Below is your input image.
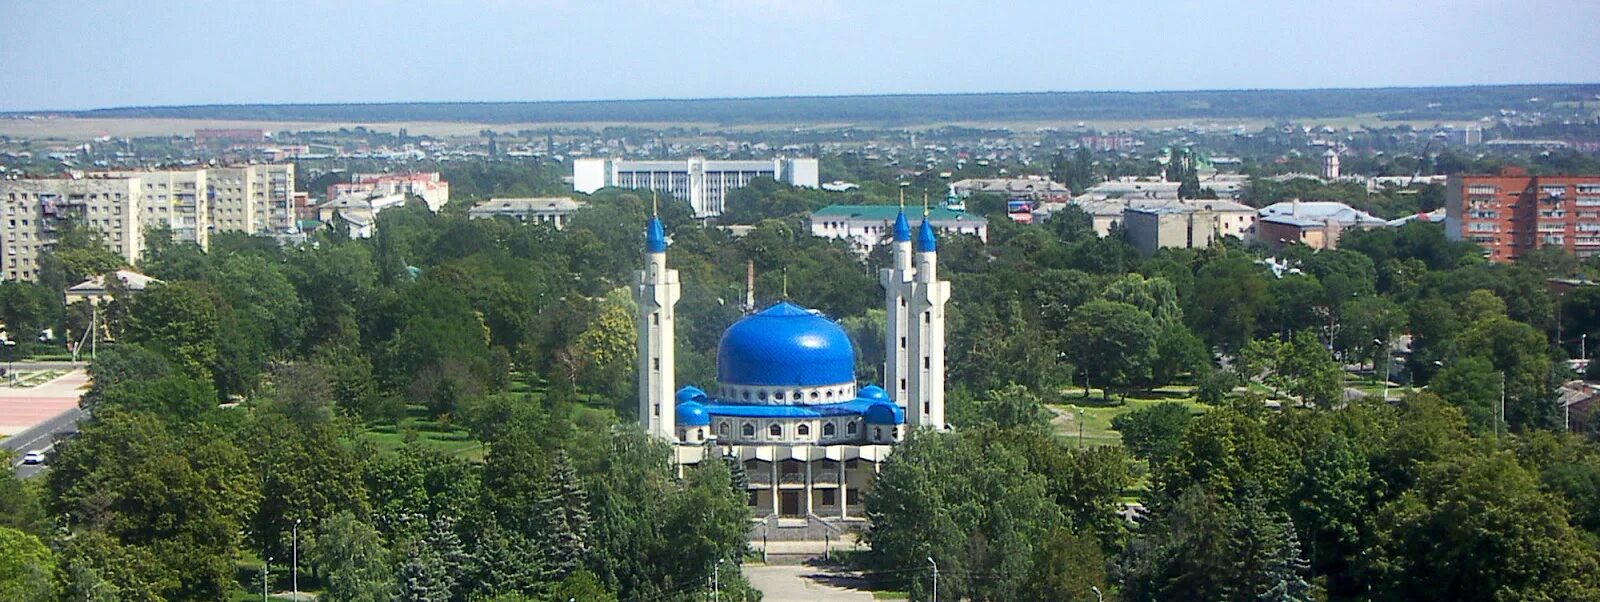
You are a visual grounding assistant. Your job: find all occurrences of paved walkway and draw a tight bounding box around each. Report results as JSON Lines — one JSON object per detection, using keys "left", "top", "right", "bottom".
{"left": 0, "top": 370, "right": 88, "bottom": 435}
{"left": 746, "top": 565, "right": 878, "bottom": 602}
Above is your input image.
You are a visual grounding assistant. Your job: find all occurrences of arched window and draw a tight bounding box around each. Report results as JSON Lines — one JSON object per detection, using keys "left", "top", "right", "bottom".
{"left": 742, "top": 423, "right": 756, "bottom": 438}
{"left": 810, "top": 391, "right": 820, "bottom": 400}
{"left": 797, "top": 424, "right": 811, "bottom": 437}
{"left": 773, "top": 392, "right": 784, "bottom": 401}
{"left": 847, "top": 421, "right": 858, "bottom": 435}
{"left": 873, "top": 427, "right": 882, "bottom": 440}
{"left": 823, "top": 422, "right": 836, "bottom": 438}
{"left": 769, "top": 424, "right": 783, "bottom": 438}
{"left": 741, "top": 390, "right": 751, "bottom": 401}
{"left": 758, "top": 390, "right": 768, "bottom": 401}
{"left": 791, "top": 390, "right": 802, "bottom": 401}
{"left": 719, "top": 422, "right": 729, "bottom": 437}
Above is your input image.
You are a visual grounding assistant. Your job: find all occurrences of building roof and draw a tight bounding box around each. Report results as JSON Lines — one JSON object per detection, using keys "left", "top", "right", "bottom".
{"left": 951, "top": 177, "right": 1070, "bottom": 195}
{"left": 892, "top": 211, "right": 912, "bottom": 242}
{"left": 646, "top": 216, "right": 667, "bottom": 253}
{"left": 470, "top": 197, "right": 582, "bottom": 214}
{"left": 66, "top": 270, "right": 159, "bottom": 295}
{"left": 718, "top": 301, "right": 855, "bottom": 387}
{"left": 812, "top": 204, "right": 986, "bottom": 225}
{"left": 916, "top": 219, "right": 938, "bottom": 252}
{"left": 1258, "top": 201, "right": 1387, "bottom": 228}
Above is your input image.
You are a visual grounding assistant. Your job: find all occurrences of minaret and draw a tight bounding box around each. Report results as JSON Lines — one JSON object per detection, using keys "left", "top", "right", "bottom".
{"left": 879, "top": 191, "right": 916, "bottom": 408}
{"left": 907, "top": 202, "right": 950, "bottom": 430}
{"left": 635, "top": 210, "right": 681, "bottom": 439}
{"left": 1322, "top": 148, "right": 1340, "bottom": 180}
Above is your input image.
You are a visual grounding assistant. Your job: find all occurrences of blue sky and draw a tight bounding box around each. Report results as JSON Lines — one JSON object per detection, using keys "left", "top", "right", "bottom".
{"left": 1, "top": 0, "right": 1596, "bottom": 111}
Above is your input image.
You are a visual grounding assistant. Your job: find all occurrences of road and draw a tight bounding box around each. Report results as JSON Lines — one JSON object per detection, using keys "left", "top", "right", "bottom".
{"left": 3, "top": 407, "right": 82, "bottom": 478}
{"left": 0, "top": 369, "right": 90, "bottom": 479}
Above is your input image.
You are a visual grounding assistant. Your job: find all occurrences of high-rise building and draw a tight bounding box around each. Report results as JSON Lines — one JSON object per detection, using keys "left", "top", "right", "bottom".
{"left": 573, "top": 156, "right": 819, "bottom": 217}
{"left": 1, "top": 177, "right": 144, "bottom": 282}
{"left": 208, "top": 164, "right": 296, "bottom": 234}
{"left": 90, "top": 169, "right": 211, "bottom": 248}
{"left": 1447, "top": 167, "right": 1600, "bottom": 262}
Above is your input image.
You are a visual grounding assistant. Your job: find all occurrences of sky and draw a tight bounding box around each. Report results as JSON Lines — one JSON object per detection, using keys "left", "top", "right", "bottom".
{"left": 1, "top": 0, "right": 1597, "bottom": 112}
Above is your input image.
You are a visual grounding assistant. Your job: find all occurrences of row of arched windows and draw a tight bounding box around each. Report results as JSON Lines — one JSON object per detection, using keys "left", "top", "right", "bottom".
{"left": 718, "top": 420, "right": 859, "bottom": 440}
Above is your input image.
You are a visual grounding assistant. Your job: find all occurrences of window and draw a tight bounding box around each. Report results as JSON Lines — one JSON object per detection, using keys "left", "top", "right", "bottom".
{"left": 769, "top": 424, "right": 782, "bottom": 438}
{"left": 652, "top": 358, "right": 660, "bottom": 370}
{"left": 924, "top": 401, "right": 930, "bottom": 414}
{"left": 811, "top": 391, "right": 819, "bottom": 400}
{"left": 821, "top": 490, "right": 836, "bottom": 506}
{"left": 720, "top": 422, "right": 729, "bottom": 437}
{"left": 653, "top": 404, "right": 659, "bottom": 417}
{"left": 924, "top": 312, "right": 931, "bottom": 324}
{"left": 773, "top": 392, "right": 784, "bottom": 401}
{"left": 900, "top": 336, "right": 906, "bottom": 349}
{"left": 823, "top": 422, "right": 836, "bottom": 437}
{"left": 651, "top": 314, "right": 658, "bottom": 325}
{"left": 847, "top": 421, "right": 858, "bottom": 435}
{"left": 924, "top": 357, "right": 931, "bottom": 369}
{"left": 797, "top": 424, "right": 811, "bottom": 437}
{"left": 758, "top": 390, "right": 768, "bottom": 401}
{"left": 742, "top": 423, "right": 756, "bottom": 438}
{"left": 873, "top": 427, "right": 882, "bottom": 440}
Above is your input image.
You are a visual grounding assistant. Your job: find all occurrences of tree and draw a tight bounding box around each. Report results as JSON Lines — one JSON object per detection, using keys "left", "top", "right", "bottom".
{"left": 1150, "top": 323, "right": 1209, "bottom": 387}
{"left": 396, "top": 517, "right": 471, "bottom": 602}
{"left": 309, "top": 512, "right": 394, "bottom": 602}
{"left": 1111, "top": 401, "right": 1196, "bottom": 465}
{"left": 1019, "top": 528, "right": 1109, "bottom": 602}
{"left": 1428, "top": 357, "right": 1501, "bottom": 434}
{"left": 0, "top": 526, "right": 53, "bottom": 601}
{"left": 121, "top": 282, "right": 222, "bottom": 385}
{"left": 1063, "top": 300, "right": 1159, "bottom": 399}
{"left": 1370, "top": 451, "right": 1600, "bottom": 601}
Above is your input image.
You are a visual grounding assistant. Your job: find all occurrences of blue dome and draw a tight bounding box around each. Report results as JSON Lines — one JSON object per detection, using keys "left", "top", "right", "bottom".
{"left": 865, "top": 401, "right": 905, "bottom": 425}
{"left": 916, "top": 219, "right": 938, "bottom": 252}
{"left": 676, "top": 400, "right": 711, "bottom": 427}
{"left": 717, "top": 301, "right": 856, "bottom": 387}
{"left": 857, "top": 385, "right": 890, "bottom": 403}
{"left": 676, "top": 385, "right": 708, "bottom": 405}
{"left": 892, "top": 211, "right": 912, "bottom": 242}
{"left": 645, "top": 217, "right": 667, "bottom": 253}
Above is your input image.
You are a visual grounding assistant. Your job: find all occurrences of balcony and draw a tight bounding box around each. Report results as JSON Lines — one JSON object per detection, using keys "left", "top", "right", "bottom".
{"left": 747, "top": 471, "right": 773, "bottom": 487}
{"left": 779, "top": 472, "right": 806, "bottom": 487}
{"left": 813, "top": 471, "right": 841, "bottom": 486}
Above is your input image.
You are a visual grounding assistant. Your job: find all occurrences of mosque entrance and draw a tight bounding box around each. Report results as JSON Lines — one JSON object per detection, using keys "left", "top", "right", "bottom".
{"left": 780, "top": 491, "right": 802, "bottom": 517}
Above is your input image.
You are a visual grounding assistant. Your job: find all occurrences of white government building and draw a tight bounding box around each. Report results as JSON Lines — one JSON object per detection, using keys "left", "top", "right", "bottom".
{"left": 635, "top": 207, "right": 947, "bottom": 527}
{"left": 573, "top": 157, "right": 819, "bottom": 217}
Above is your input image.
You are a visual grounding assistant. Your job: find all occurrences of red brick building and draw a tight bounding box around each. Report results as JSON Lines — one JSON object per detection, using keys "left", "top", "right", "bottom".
{"left": 1446, "top": 167, "right": 1600, "bottom": 262}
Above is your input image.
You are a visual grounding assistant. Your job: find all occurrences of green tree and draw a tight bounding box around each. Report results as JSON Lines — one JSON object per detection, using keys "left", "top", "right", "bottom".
{"left": 1063, "top": 300, "right": 1158, "bottom": 399}
{"left": 121, "top": 282, "right": 221, "bottom": 384}
{"left": 1111, "top": 401, "right": 1196, "bottom": 465}
{"left": 1019, "top": 527, "right": 1109, "bottom": 602}
{"left": 309, "top": 512, "right": 394, "bottom": 602}
{"left": 0, "top": 526, "right": 53, "bottom": 601}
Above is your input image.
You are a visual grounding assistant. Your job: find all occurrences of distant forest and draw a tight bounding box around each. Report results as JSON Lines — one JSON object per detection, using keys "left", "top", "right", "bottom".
{"left": 19, "top": 84, "right": 1600, "bottom": 125}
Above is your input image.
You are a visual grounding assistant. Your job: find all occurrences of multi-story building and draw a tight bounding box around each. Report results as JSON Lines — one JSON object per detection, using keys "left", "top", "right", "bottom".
{"left": 328, "top": 172, "right": 450, "bottom": 213}
{"left": 572, "top": 157, "right": 819, "bottom": 217}
{"left": 949, "top": 176, "right": 1071, "bottom": 201}
{"left": 1, "top": 177, "right": 144, "bottom": 282}
{"left": 1447, "top": 167, "right": 1600, "bottom": 261}
{"left": 1124, "top": 203, "right": 1248, "bottom": 256}
{"left": 1254, "top": 200, "right": 1388, "bottom": 251}
{"left": 90, "top": 169, "right": 211, "bottom": 248}
{"left": 209, "top": 164, "right": 296, "bottom": 234}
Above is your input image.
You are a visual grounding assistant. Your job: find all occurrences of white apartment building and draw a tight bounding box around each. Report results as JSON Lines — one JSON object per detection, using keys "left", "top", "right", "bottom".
{"left": 91, "top": 169, "right": 211, "bottom": 248}
{"left": 1, "top": 177, "right": 144, "bottom": 282}
{"left": 468, "top": 197, "right": 585, "bottom": 229}
{"left": 573, "top": 157, "right": 819, "bottom": 217}
{"left": 330, "top": 172, "right": 450, "bottom": 213}
{"left": 208, "top": 164, "right": 296, "bottom": 234}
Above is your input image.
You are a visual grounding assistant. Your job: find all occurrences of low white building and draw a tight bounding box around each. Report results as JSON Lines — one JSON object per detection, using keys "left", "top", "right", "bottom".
{"left": 809, "top": 205, "right": 988, "bottom": 253}
{"left": 468, "top": 197, "right": 585, "bottom": 229}
{"left": 573, "top": 156, "right": 819, "bottom": 217}
{"left": 318, "top": 192, "right": 405, "bottom": 239}
{"left": 64, "top": 270, "right": 160, "bottom": 305}
{"left": 950, "top": 176, "right": 1070, "bottom": 200}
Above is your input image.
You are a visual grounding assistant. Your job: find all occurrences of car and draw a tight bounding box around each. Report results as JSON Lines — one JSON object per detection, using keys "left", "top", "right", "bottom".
{"left": 20, "top": 451, "right": 45, "bottom": 465}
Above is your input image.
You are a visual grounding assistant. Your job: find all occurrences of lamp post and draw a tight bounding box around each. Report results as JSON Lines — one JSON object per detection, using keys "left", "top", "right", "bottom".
{"left": 1091, "top": 586, "right": 1104, "bottom": 602}
{"left": 1076, "top": 407, "right": 1084, "bottom": 447}
{"left": 1498, "top": 370, "right": 1506, "bottom": 439}
{"left": 262, "top": 556, "right": 272, "bottom": 602}
{"left": 292, "top": 519, "right": 301, "bottom": 600}
{"left": 1374, "top": 337, "right": 1389, "bottom": 402}
{"left": 713, "top": 558, "right": 723, "bottom": 602}
{"left": 927, "top": 557, "right": 938, "bottom": 602}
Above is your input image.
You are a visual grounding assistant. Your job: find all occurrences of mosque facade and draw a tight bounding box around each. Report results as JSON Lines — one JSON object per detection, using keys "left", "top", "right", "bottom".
{"left": 634, "top": 208, "right": 948, "bottom": 521}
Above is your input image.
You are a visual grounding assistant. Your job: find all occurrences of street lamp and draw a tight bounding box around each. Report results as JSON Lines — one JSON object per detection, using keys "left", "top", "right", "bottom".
{"left": 1091, "top": 586, "right": 1104, "bottom": 602}
{"left": 713, "top": 557, "right": 724, "bottom": 602}
{"left": 292, "top": 519, "right": 301, "bottom": 601}
{"left": 927, "top": 557, "right": 939, "bottom": 602}
{"left": 262, "top": 556, "right": 272, "bottom": 602}
{"left": 1374, "top": 337, "right": 1389, "bottom": 402}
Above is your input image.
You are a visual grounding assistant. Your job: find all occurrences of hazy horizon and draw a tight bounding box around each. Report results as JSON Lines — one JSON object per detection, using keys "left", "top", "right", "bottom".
{"left": 3, "top": 0, "right": 1598, "bottom": 112}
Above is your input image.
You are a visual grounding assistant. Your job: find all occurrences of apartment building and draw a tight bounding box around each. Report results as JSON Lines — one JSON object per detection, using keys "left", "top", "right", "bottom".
{"left": 573, "top": 157, "right": 819, "bottom": 217}
{"left": 209, "top": 164, "right": 296, "bottom": 234}
{"left": 1446, "top": 167, "right": 1600, "bottom": 261}
{"left": 1, "top": 177, "right": 144, "bottom": 281}
{"left": 92, "top": 169, "right": 211, "bottom": 248}
{"left": 329, "top": 172, "right": 450, "bottom": 212}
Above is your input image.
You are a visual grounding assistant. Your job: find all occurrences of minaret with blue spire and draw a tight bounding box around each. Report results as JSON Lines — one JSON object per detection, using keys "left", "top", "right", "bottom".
{"left": 907, "top": 196, "right": 950, "bottom": 430}
{"left": 879, "top": 191, "right": 917, "bottom": 408}
{"left": 635, "top": 203, "right": 681, "bottom": 440}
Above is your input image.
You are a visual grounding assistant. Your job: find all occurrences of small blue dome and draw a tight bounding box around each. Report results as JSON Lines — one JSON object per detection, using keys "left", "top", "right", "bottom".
{"left": 676, "top": 386, "right": 708, "bottom": 405}
{"left": 676, "top": 401, "right": 711, "bottom": 427}
{"left": 865, "top": 401, "right": 905, "bottom": 425}
{"left": 646, "top": 217, "right": 667, "bottom": 253}
{"left": 858, "top": 385, "right": 890, "bottom": 403}
{"left": 892, "top": 211, "right": 912, "bottom": 242}
{"left": 717, "top": 301, "right": 856, "bottom": 387}
{"left": 916, "top": 219, "right": 938, "bottom": 252}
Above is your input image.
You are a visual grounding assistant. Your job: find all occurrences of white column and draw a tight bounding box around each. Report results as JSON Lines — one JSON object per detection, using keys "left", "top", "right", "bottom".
{"left": 634, "top": 240, "right": 680, "bottom": 440}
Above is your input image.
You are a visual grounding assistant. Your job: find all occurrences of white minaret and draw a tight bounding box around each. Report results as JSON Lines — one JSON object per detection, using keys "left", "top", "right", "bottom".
{"left": 879, "top": 202, "right": 916, "bottom": 408}
{"left": 635, "top": 214, "right": 680, "bottom": 439}
{"left": 1322, "top": 148, "right": 1341, "bottom": 180}
{"left": 907, "top": 212, "right": 950, "bottom": 430}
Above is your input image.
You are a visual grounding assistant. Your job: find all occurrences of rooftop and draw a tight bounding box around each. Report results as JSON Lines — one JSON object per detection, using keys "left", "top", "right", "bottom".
{"left": 812, "top": 204, "right": 986, "bottom": 224}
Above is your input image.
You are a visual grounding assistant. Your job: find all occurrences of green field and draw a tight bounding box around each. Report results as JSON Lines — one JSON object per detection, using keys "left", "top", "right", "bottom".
{"left": 1049, "top": 385, "right": 1207, "bottom": 449}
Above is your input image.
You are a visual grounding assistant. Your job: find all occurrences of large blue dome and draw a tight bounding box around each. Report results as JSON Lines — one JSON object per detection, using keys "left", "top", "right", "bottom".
{"left": 717, "top": 301, "right": 856, "bottom": 387}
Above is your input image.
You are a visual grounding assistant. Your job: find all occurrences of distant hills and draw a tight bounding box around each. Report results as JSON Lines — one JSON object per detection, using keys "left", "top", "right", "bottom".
{"left": 14, "top": 84, "right": 1600, "bottom": 125}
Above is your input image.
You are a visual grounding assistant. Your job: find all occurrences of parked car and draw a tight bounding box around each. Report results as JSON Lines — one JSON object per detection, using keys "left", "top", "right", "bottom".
{"left": 20, "top": 450, "right": 45, "bottom": 465}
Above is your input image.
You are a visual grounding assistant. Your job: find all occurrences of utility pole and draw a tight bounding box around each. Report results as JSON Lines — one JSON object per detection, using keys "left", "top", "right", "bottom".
{"left": 1499, "top": 371, "right": 1506, "bottom": 439}
{"left": 927, "top": 557, "right": 938, "bottom": 602}
{"left": 714, "top": 558, "right": 723, "bottom": 602}
{"left": 262, "top": 556, "right": 271, "bottom": 602}
{"left": 1375, "top": 337, "right": 1389, "bottom": 402}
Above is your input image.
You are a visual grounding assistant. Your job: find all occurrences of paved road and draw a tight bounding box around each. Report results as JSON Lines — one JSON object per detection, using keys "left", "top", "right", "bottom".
{"left": 746, "top": 565, "right": 878, "bottom": 602}
{"left": 4, "top": 407, "right": 81, "bottom": 478}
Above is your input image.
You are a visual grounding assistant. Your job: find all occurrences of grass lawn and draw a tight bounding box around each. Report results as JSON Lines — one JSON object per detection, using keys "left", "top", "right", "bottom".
{"left": 361, "top": 404, "right": 486, "bottom": 459}
{"left": 1049, "top": 385, "right": 1206, "bottom": 449}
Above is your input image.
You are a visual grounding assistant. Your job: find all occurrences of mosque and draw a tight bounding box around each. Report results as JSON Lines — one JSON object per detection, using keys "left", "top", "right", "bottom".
{"left": 634, "top": 206, "right": 949, "bottom": 522}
